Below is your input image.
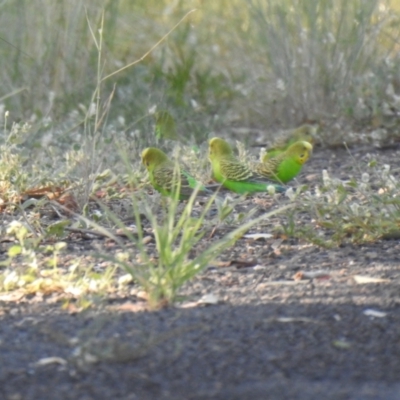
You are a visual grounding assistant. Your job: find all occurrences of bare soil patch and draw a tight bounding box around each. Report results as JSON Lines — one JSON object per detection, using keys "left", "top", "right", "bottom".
{"left": 1, "top": 146, "right": 400, "bottom": 400}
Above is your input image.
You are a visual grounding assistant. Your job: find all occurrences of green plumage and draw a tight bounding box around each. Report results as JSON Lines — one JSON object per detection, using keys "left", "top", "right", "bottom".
{"left": 208, "top": 137, "right": 285, "bottom": 194}
{"left": 142, "top": 147, "right": 210, "bottom": 200}
{"left": 253, "top": 141, "right": 313, "bottom": 183}
{"left": 154, "top": 111, "right": 179, "bottom": 141}
{"left": 153, "top": 110, "right": 200, "bottom": 153}
{"left": 265, "top": 123, "right": 318, "bottom": 159}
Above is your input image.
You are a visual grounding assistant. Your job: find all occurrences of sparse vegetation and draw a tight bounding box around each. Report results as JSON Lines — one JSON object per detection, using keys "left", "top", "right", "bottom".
{"left": 95, "top": 186, "right": 291, "bottom": 308}
{"left": 0, "top": 0, "right": 399, "bottom": 310}
{"left": 274, "top": 152, "right": 400, "bottom": 247}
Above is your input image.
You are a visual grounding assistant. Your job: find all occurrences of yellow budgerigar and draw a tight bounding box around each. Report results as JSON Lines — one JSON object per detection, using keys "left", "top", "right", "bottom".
{"left": 265, "top": 123, "right": 318, "bottom": 158}
{"left": 142, "top": 147, "right": 211, "bottom": 200}
{"left": 154, "top": 110, "right": 179, "bottom": 141}
{"left": 208, "top": 137, "right": 285, "bottom": 194}
{"left": 253, "top": 141, "right": 313, "bottom": 183}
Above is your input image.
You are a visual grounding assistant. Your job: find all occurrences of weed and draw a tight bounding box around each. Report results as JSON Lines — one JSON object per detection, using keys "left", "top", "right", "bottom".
{"left": 93, "top": 153, "right": 292, "bottom": 308}
{"left": 281, "top": 157, "right": 400, "bottom": 246}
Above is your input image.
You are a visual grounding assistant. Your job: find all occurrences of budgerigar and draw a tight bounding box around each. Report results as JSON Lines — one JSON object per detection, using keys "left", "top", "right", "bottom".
{"left": 154, "top": 110, "right": 201, "bottom": 153}
{"left": 253, "top": 141, "right": 313, "bottom": 183}
{"left": 154, "top": 110, "right": 179, "bottom": 141}
{"left": 208, "top": 137, "right": 285, "bottom": 194}
{"left": 141, "top": 147, "right": 211, "bottom": 200}
{"left": 265, "top": 123, "right": 318, "bottom": 158}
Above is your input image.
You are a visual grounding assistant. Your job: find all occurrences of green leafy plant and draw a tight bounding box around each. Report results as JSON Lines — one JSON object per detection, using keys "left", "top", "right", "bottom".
{"left": 95, "top": 164, "right": 292, "bottom": 308}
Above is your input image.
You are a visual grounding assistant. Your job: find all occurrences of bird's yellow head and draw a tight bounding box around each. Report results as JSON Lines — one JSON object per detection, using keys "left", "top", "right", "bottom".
{"left": 296, "top": 123, "right": 319, "bottom": 144}
{"left": 287, "top": 141, "right": 313, "bottom": 165}
{"left": 208, "top": 137, "right": 233, "bottom": 161}
{"left": 141, "top": 147, "right": 169, "bottom": 172}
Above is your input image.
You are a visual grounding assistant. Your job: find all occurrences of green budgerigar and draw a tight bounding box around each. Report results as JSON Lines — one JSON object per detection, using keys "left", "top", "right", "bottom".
{"left": 208, "top": 137, "right": 285, "bottom": 194}
{"left": 141, "top": 147, "right": 211, "bottom": 200}
{"left": 153, "top": 110, "right": 200, "bottom": 152}
{"left": 154, "top": 110, "right": 179, "bottom": 141}
{"left": 253, "top": 141, "right": 313, "bottom": 183}
{"left": 265, "top": 123, "right": 318, "bottom": 158}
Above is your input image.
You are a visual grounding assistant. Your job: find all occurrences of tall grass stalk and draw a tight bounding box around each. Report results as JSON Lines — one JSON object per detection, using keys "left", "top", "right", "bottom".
{"left": 242, "top": 0, "right": 399, "bottom": 125}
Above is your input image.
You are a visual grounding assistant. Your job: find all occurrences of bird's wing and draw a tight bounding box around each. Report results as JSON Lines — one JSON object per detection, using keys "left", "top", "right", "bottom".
{"left": 219, "top": 158, "right": 253, "bottom": 181}
{"left": 249, "top": 159, "right": 285, "bottom": 185}
{"left": 253, "top": 162, "right": 273, "bottom": 178}
{"left": 153, "top": 163, "right": 177, "bottom": 190}
{"left": 263, "top": 153, "right": 283, "bottom": 171}
{"left": 154, "top": 163, "right": 203, "bottom": 197}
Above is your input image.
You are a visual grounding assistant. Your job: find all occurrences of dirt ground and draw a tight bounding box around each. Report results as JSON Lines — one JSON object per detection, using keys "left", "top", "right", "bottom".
{"left": 1, "top": 145, "right": 400, "bottom": 400}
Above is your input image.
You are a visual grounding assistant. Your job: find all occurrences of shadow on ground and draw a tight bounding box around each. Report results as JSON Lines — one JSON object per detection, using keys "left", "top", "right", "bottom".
{"left": 1, "top": 291, "right": 399, "bottom": 399}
